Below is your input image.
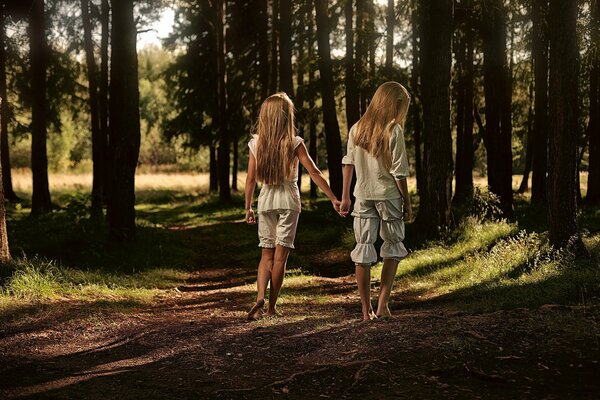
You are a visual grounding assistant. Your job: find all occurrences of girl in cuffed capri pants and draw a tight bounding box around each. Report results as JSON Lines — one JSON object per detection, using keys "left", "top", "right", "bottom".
{"left": 244, "top": 92, "right": 340, "bottom": 320}
{"left": 340, "top": 81, "right": 413, "bottom": 321}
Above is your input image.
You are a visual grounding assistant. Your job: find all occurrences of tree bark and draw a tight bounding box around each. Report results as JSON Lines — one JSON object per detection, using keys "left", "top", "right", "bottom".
{"left": 356, "top": 0, "right": 367, "bottom": 114}
{"left": 279, "top": 0, "right": 293, "bottom": 96}
{"left": 270, "top": 0, "right": 279, "bottom": 94}
{"left": 217, "top": 0, "right": 230, "bottom": 202}
{"left": 81, "top": 0, "right": 103, "bottom": 218}
{"left": 453, "top": 0, "right": 474, "bottom": 203}
{"left": 0, "top": 86, "right": 9, "bottom": 261}
{"left": 0, "top": 8, "right": 16, "bottom": 202}
{"left": 411, "top": 3, "right": 423, "bottom": 196}
{"left": 548, "top": 0, "right": 581, "bottom": 249}
{"left": 517, "top": 86, "right": 534, "bottom": 193}
{"left": 308, "top": 2, "right": 318, "bottom": 199}
{"left": 209, "top": 145, "right": 218, "bottom": 192}
{"left": 232, "top": 135, "right": 238, "bottom": 191}
{"left": 107, "top": 0, "right": 140, "bottom": 241}
{"left": 345, "top": 0, "right": 360, "bottom": 129}
{"left": 587, "top": 0, "right": 600, "bottom": 203}
{"left": 314, "top": 0, "right": 343, "bottom": 198}
{"left": 99, "top": 0, "right": 110, "bottom": 203}
{"left": 481, "top": 0, "right": 513, "bottom": 216}
{"left": 418, "top": 0, "right": 453, "bottom": 235}
{"left": 531, "top": 0, "right": 549, "bottom": 205}
{"left": 385, "top": 0, "right": 394, "bottom": 77}
{"left": 29, "top": 0, "right": 51, "bottom": 215}
{"left": 258, "top": 0, "right": 270, "bottom": 100}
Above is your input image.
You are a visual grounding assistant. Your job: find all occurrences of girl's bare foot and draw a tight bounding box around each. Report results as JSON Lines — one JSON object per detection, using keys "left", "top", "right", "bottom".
{"left": 265, "top": 307, "right": 280, "bottom": 318}
{"left": 247, "top": 299, "right": 265, "bottom": 321}
{"left": 376, "top": 306, "right": 392, "bottom": 319}
{"left": 362, "top": 309, "right": 378, "bottom": 321}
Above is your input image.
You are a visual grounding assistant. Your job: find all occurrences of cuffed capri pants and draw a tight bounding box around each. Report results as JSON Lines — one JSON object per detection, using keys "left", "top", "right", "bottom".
{"left": 258, "top": 209, "right": 300, "bottom": 249}
{"left": 351, "top": 198, "right": 408, "bottom": 266}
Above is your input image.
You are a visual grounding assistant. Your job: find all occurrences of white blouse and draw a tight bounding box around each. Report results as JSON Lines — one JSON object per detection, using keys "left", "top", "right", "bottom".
{"left": 342, "top": 123, "right": 409, "bottom": 200}
{"left": 248, "top": 135, "right": 304, "bottom": 213}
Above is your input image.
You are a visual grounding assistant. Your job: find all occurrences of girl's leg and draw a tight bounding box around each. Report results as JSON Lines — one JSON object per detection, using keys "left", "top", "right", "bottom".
{"left": 376, "top": 258, "right": 399, "bottom": 317}
{"left": 248, "top": 248, "right": 275, "bottom": 320}
{"left": 266, "top": 245, "right": 291, "bottom": 316}
{"left": 356, "top": 264, "right": 376, "bottom": 320}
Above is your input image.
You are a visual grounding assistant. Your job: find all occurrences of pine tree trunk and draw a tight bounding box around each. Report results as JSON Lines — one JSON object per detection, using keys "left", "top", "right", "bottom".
{"left": 587, "top": 0, "right": 600, "bottom": 203}
{"left": 453, "top": 0, "right": 474, "bottom": 203}
{"left": 356, "top": 0, "right": 367, "bottom": 114}
{"left": 297, "top": 6, "right": 306, "bottom": 193}
{"left": 385, "top": 0, "right": 394, "bottom": 77}
{"left": 548, "top": 0, "right": 581, "bottom": 249}
{"left": 518, "top": 89, "right": 534, "bottom": 193}
{"left": 531, "top": 0, "right": 549, "bottom": 205}
{"left": 29, "top": 0, "right": 51, "bottom": 215}
{"left": 107, "top": 0, "right": 140, "bottom": 241}
{"left": 81, "top": 0, "right": 103, "bottom": 218}
{"left": 231, "top": 135, "right": 238, "bottom": 191}
{"left": 99, "top": 0, "right": 110, "bottom": 203}
{"left": 0, "top": 9, "right": 16, "bottom": 202}
{"left": 270, "top": 0, "right": 279, "bottom": 94}
{"left": 345, "top": 0, "right": 360, "bottom": 129}
{"left": 308, "top": 2, "right": 318, "bottom": 199}
{"left": 411, "top": 3, "right": 423, "bottom": 197}
{"left": 217, "top": 0, "right": 231, "bottom": 202}
{"left": 258, "top": 0, "right": 270, "bottom": 100}
{"left": 314, "top": 0, "right": 343, "bottom": 198}
{"left": 0, "top": 91, "right": 9, "bottom": 261}
{"left": 279, "top": 0, "right": 293, "bottom": 96}
{"left": 209, "top": 145, "right": 218, "bottom": 192}
{"left": 481, "top": 0, "right": 513, "bottom": 216}
{"left": 418, "top": 0, "right": 453, "bottom": 235}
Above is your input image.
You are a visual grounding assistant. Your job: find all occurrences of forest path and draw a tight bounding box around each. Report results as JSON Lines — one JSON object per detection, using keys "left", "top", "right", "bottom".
{"left": 1, "top": 199, "right": 600, "bottom": 399}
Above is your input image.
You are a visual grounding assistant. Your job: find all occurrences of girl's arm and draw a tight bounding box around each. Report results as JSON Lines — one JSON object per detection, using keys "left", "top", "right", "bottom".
{"left": 245, "top": 153, "right": 257, "bottom": 224}
{"left": 395, "top": 178, "right": 412, "bottom": 221}
{"left": 340, "top": 164, "right": 354, "bottom": 217}
{"left": 296, "top": 143, "right": 340, "bottom": 210}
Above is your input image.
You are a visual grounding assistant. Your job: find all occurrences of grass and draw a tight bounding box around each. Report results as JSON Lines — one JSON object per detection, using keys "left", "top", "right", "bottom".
{"left": 2, "top": 172, "right": 600, "bottom": 322}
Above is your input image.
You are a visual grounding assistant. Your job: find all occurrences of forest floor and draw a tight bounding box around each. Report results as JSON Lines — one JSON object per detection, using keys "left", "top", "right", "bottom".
{"left": 1, "top": 176, "right": 600, "bottom": 399}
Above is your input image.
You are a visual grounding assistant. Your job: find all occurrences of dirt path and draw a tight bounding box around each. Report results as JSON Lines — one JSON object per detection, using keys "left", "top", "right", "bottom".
{"left": 1, "top": 261, "right": 599, "bottom": 399}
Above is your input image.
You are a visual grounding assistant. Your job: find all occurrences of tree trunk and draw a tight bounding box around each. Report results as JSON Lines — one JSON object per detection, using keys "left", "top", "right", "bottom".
{"left": 258, "top": 0, "right": 270, "bottom": 100}
{"left": 107, "top": 0, "right": 140, "bottom": 241}
{"left": 29, "top": 0, "right": 51, "bottom": 215}
{"left": 587, "top": 0, "right": 600, "bottom": 203}
{"left": 0, "top": 8, "right": 16, "bottom": 202}
{"left": 209, "top": 145, "right": 218, "bottom": 192}
{"left": 81, "top": 0, "right": 103, "bottom": 218}
{"left": 481, "top": 0, "right": 513, "bottom": 216}
{"left": 0, "top": 92, "right": 9, "bottom": 262}
{"left": 548, "top": 0, "right": 581, "bottom": 249}
{"left": 385, "top": 0, "right": 394, "bottom": 77}
{"left": 99, "top": 0, "right": 110, "bottom": 203}
{"left": 411, "top": 3, "right": 423, "bottom": 196}
{"left": 345, "top": 0, "right": 360, "bottom": 129}
{"left": 308, "top": 2, "right": 318, "bottom": 199}
{"left": 314, "top": 0, "right": 343, "bottom": 198}
{"left": 270, "top": 0, "right": 279, "bottom": 94}
{"left": 517, "top": 84, "right": 534, "bottom": 193}
{"left": 418, "top": 0, "right": 453, "bottom": 235}
{"left": 356, "top": 0, "right": 367, "bottom": 114}
{"left": 297, "top": 5, "right": 306, "bottom": 193}
{"left": 217, "top": 0, "right": 230, "bottom": 202}
{"left": 231, "top": 135, "right": 238, "bottom": 191}
{"left": 453, "top": 0, "right": 474, "bottom": 203}
{"left": 279, "top": 0, "right": 293, "bottom": 96}
{"left": 531, "top": 0, "right": 549, "bottom": 205}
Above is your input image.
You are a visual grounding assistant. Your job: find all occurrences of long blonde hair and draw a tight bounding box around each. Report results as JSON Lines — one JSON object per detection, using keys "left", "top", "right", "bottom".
{"left": 255, "top": 92, "right": 296, "bottom": 185}
{"left": 354, "top": 81, "right": 411, "bottom": 167}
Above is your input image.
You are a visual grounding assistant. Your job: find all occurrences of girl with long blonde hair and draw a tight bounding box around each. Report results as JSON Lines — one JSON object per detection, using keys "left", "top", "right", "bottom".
{"left": 340, "top": 81, "right": 412, "bottom": 321}
{"left": 245, "top": 92, "right": 340, "bottom": 320}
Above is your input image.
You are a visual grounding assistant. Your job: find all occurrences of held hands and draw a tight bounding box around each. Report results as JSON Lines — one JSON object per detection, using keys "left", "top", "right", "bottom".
{"left": 245, "top": 208, "right": 256, "bottom": 224}
{"left": 403, "top": 202, "right": 413, "bottom": 222}
{"left": 339, "top": 196, "right": 351, "bottom": 217}
{"left": 331, "top": 199, "right": 341, "bottom": 214}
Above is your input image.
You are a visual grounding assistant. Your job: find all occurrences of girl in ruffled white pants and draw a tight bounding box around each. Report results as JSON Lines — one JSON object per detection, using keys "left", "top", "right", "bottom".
{"left": 340, "top": 82, "right": 413, "bottom": 321}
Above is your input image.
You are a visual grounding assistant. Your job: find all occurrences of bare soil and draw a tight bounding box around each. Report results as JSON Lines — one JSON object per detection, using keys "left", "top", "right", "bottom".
{"left": 1, "top": 262, "right": 599, "bottom": 399}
